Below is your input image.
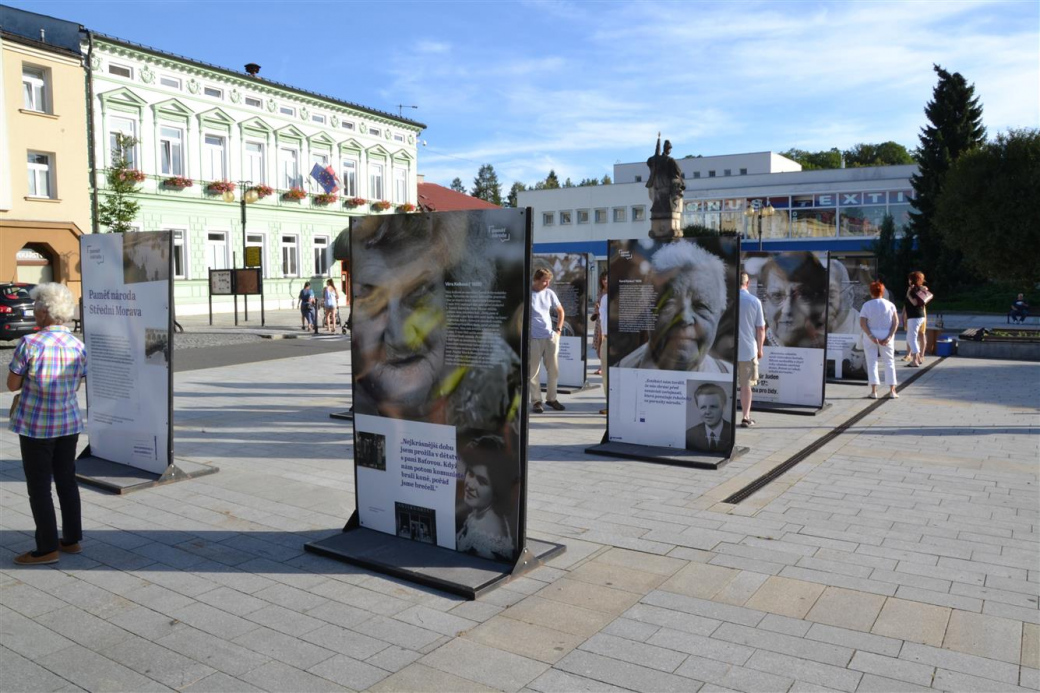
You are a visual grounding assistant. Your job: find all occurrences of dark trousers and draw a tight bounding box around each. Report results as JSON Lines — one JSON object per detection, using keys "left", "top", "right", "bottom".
{"left": 20, "top": 434, "right": 81, "bottom": 554}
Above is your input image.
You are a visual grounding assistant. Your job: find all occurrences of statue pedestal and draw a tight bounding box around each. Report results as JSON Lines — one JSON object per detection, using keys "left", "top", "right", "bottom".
{"left": 649, "top": 217, "right": 682, "bottom": 241}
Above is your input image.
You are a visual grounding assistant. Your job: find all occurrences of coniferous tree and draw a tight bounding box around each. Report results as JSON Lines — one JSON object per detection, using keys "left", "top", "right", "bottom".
{"left": 577, "top": 177, "right": 599, "bottom": 187}
{"left": 449, "top": 177, "right": 466, "bottom": 193}
{"left": 471, "top": 164, "right": 503, "bottom": 206}
{"left": 563, "top": 177, "right": 574, "bottom": 188}
{"left": 909, "top": 64, "right": 986, "bottom": 289}
{"left": 537, "top": 170, "right": 560, "bottom": 190}
{"left": 97, "top": 134, "right": 142, "bottom": 232}
{"left": 601, "top": 174, "right": 612, "bottom": 185}
{"left": 506, "top": 181, "right": 526, "bottom": 208}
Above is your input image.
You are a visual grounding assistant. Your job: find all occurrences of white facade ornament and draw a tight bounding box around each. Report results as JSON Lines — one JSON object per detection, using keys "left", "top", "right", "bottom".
{"left": 187, "top": 78, "right": 200, "bottom": 94}
{"left": 141, "top": 66, "right": 155, "bottom": 83}
{"left": 230, "top": 88, "right": 241, "bottom": 104}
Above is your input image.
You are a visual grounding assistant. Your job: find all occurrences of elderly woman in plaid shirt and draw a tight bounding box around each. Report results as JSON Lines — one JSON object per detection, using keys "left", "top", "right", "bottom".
{"left": 7, "top": 283, "right": 86, "bottom": 565}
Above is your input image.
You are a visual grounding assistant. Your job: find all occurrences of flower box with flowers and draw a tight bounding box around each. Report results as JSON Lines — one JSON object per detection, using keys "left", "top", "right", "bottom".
{"left": 163, "top": 176, "right": 193, "bottom": 189}
{"left": 313, "top": 193, "right": 338, "bottom": 205}
{"left": 206, "top": 181, "right": 236, "bottom": 194}
{"left": 371, "top": 200, "right": 392, "bottom": 212}
{"left": 119, "top": 169, "right": 147, "bottom": 183}
{"left": 250, "top": 184, "right": 274, "bottom": 199}
{"left": 344, "top": 197, "right": 367, "bottom": 208}
{"left": 283, "top": 187, "right": 307, "bottom": 201}
{"left": 397, "top": 203, "right": 417, "bottom": 213}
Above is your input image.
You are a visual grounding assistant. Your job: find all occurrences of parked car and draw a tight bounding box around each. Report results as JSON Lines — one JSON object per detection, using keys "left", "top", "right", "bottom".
{"left": 0, "top": 283, "right": 38, "bottom": 341}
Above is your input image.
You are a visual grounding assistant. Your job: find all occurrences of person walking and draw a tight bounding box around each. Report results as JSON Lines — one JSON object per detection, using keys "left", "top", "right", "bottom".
{"left": 903, "top": 271, "right": 931, "bottom": 367}
{"left": 736, "top": 272, "right": 766, "bottom": 427}
{"left": 859, "top": 280, "right": 899, "bottom": 399}
{"left": 593, "top": 273, "right": 607, "bottom": 375}
{"left": 298, "top": 282, "right": 316, "bottom": 330}
{"left": 598, "top": 280, "right": 609, "bottom": 415}
{"left": 7, "top": 283, "right": 87, "bottom": 565}
{"left": 323, "top": 278, "right": 339, "bottom": 333}
{"left": 529, "top": 268, "right": 565, "bottom": 413}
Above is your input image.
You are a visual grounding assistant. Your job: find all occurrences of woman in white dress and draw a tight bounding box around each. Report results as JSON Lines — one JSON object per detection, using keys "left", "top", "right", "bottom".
{"left": 858, "top": 280, "right": 899, "bottom": 400}
{"left": 455, "top": 436, "right": 514, "bottom": 562}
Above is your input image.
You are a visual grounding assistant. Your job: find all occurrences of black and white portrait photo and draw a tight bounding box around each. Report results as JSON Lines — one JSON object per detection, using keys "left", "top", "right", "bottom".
{"left": 143, "top": 328, "right": 169, "bottom": 366}
{"left": 685, "top": 381, "right": 733, "bottom": 453}
{"left": 355, "top": 431, "right": 387, "bottom": 471}
{"left": 454, "top": 433, "right": 517, "bottom": 563}
{"left": 745, "top": 251, "right": 828, "bottom": 349}
{"left": 123, "top": 231, "right": 171, "bottom": 285}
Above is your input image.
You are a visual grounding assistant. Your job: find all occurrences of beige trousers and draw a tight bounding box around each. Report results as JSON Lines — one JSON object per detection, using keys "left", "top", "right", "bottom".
{"left": 529, "top": 334, "right": 559, "bottom": 403}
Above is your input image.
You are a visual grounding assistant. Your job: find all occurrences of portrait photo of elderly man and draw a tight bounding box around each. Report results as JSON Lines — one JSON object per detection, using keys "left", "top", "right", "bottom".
{"left": 757, "top": 251, "right": 829, "bottom": 349}
{"left": 827, "top": 259, "right": 861, "bottom": 337}
{"left": 685, "top": 381, "right": 733, "bottom": 453}
{"left": 616, "top": 240, "right": 735, "bottom": 374}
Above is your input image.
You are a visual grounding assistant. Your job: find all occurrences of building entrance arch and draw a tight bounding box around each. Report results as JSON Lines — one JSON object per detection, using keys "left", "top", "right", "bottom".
{"left": 16, "top": 244, "right": 55, "bottom": 284}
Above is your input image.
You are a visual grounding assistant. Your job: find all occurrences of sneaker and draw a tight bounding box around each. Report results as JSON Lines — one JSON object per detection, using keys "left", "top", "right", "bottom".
{"left": 546, "top": 400, "right": 566, "bottom": 411}
{"left": 14, "top": 550, "right": 58, "bottom": 565}
{"left": 532, "top": 402, "right": 544, "bottom": 413}
{"left": 599, "top": 409, "right": 607, "bottom": 415}
{"left": 59, "top": 541, "right": 81, "bottom": 554}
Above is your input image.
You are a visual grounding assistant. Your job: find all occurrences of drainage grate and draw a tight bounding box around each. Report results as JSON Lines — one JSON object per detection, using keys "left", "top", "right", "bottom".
{"left": 722, "top": 357, "right": 946, "bottom": 504}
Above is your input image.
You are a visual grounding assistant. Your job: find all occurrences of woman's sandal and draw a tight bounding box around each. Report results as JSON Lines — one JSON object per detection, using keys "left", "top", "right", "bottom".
{"left": 740, "top": 418, "right": 755, "bottom": 428}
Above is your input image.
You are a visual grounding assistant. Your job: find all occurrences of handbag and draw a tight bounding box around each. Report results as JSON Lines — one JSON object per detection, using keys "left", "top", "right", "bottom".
{"left": 917, "top": 287, "right": 934, "bottom": 305}
{"left": 9, "top": 393, "right": 20, "bottom": 418}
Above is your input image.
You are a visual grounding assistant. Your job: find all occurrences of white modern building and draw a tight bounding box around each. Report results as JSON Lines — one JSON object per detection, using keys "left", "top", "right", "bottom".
{"left": 522, "top": 151, "right": 916, "bottom": 272}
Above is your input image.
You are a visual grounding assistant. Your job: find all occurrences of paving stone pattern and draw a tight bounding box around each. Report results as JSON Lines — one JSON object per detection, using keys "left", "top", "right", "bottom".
{"left": 1, "top": 350, "right": 1037, "bottom": 692}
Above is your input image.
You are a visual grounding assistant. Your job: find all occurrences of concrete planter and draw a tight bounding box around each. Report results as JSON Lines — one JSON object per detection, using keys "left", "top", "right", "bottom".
{"left": 956, "top": 339, "right": 1040, "bottom": 362}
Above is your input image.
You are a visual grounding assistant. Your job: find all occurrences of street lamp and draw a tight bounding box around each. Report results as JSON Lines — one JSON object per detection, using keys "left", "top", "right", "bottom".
{"left": 223, "top": 180, "right": 262, "bottom": 324}
{"left": 744, "top": 201, "right": 775, "bottom": 252}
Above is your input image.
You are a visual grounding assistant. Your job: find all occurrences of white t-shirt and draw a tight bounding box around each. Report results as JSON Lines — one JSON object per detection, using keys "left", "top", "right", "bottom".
{"left": 530, "top": 288, "right": 561, "bottom": 339}
{"left": 737, "top": 288, "right": 765, "bottom": 362}
{"left": 859, "top": 298, "right": 898, "bottom": 339}
{"left": 598, "top": 292, "right": 608, "bottom": 332}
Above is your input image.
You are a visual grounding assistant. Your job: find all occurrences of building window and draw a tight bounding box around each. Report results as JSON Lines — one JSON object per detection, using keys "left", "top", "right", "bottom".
{"left": 724, "top": 169, "right": 731, "bottom": 177}
{"left": 280, "top": 147, "right": 300, "bottom": 188}
{"left": 279, "top": 105, "right": 295, "bottom": 117}
{"left": 341, "top": 121, "right": 355, "bottom": 131}
{"left": 693, "top": 171, "right": 701, "bottom": 179}
{"left": 159, "top": 126, "right": 184, "bottom": 176}
{"left": 206, "top": 231, "right": 228, "bottom": 271}
{"left": 27, "top": 152, "right": 53, "bottom": 198}
{"left": 393, "top": 133, "right": 405, "bottom": 143}
{"left": 559, "top": 211, "right": 572, "bottom": 225}
{"left": 203, "top": 134, "right": 226, "bottom": 181}
{"left": 634, "top": 175, "right": 642, "bottom": 183}
{"left": 341, "top": 158, "right": 357, "bottom": 196}
{"left": 613, "top": 207, "right": 626, "bottom": 223}
{"left": 632, "top": 205, "right": 646, "bottom": 222}
{"left": 740, "top": 168, "right": 748, "bottom": 175}
{"left": 108, "top": 63, "right": 133, "bottom": 79}
{"left": 309, "top": 152, "right": 330, "bottom": 192}
{"left": 370, "top": 162, "right": 384, "bottom": 200}
{"left": 245, "top": 141, "right": 265, "bottom": 185}
{"left": 245, "top": 96, "right": 262, "bottom": 108}
{"left": 368, "top": 127, "right": 381, "bottom": 137}
{"left": 22, "top": 66, "right": 48, "bottom": 112}
{"left": 393, "top": 167, "right": 407, "bottom": 203}
{"left": 203, "top": 86, "right": 223, "bottom": 99}
{"left": 281, "top": 235, "right": 299, "bottom": 277}
{"left": 577, "top": 209, "right": 589, "bottom": 224}
{"left": 542, "top": 212, "right": 554, "bottom": 226}
{"left": 313, "top": 236, "right": 329, "bottom": 275}
{"left": 160, "top": 75, "right": 181, "bottom": 89}
{"left": 246, "top": 232, "right": 265, "bottom": 277}
{"left": 312, "top": 114, "right": 326, "bottom": 124}
{"left": 171, "top": 229, "right": 187, "bottom": 279}
{"left": 708, "top": 170, "right": 716, "bottom": 178}
{"left": 594, "top": 208, "right": 607, "bottom": 223}
{"left": 108, "top": 116, "right": 137, "bottom": 168}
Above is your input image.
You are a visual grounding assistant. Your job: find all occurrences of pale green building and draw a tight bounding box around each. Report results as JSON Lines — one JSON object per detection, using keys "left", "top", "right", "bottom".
{"left": 87, "top": 34, "right": 424, "bottom": 315}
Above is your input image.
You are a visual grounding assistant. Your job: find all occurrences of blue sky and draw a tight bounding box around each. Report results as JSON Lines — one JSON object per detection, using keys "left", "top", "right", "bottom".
{"left": 8, "top": 0, "right": 1039, "bottom": 191}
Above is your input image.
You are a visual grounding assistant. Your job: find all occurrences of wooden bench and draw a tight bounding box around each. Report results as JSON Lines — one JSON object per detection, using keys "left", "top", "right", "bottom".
{"left": 1007, "top": 307, "right": 1037, "bottom": 325}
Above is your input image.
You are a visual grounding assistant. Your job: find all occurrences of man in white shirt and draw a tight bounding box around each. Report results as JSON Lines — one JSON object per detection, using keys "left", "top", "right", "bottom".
{"left": 737, "top": 271, "right": 766, "bottom": 427}
{"left": 685, "top": 383, "right": 732, "bottom": 452}
{"left": 529, "top": 268, "right": 565, "bottom": 413}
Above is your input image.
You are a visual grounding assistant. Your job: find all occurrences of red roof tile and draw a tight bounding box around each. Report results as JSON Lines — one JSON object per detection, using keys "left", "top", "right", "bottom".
{"left": 417, "top": 182, "right": 501, "bottom": 212}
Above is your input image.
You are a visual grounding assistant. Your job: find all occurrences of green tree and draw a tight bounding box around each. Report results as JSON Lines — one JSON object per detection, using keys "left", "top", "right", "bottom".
{"left": 682, "top": 224, "right": 718, "bottom": 238}
{"left": 563, "top": 177, "right": 574, "bottom": 188}
{"left": 470, "top": 164, "right": 503, "bottom": 206}
{"left": 844, "top": 142, "right": 914, "bottom": 167}
{"left": 577, "top": 177, "right": 599, "bottom": 186}
{"left": 97, "top": 134, "right": 141, "bottom": 233}
{"left": 909, "top": 64, "right": 986, "bottom": 290}
{"left": 535, "top": 169, "right": 560, "bottom": 190}
{"left": 601, "top": 174, "right": 612, "bottom": 185}
{"left": 871, "top": 214, "right": 914, "bottom": 287}
{"left": 935, "top": 129, "right": 1040, "bottom": 285}
{"left": 781, "top": 148, "right": 843, "bottom": 170}
{"left": 506, "top": 181, "right": 526, "bottom": 208}
{"left": 449, "top": 177, "right": 466, "bottom": 193}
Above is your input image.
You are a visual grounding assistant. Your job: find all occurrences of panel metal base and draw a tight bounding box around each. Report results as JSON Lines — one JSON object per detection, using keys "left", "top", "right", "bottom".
{"left": 75, "top": 454, "right": 218, "bottom": 494}
{"left": 329, "top": 410, "right": 354, "bottom": 421}
{"left": 749, "top": 401, "right": 832, "bottom": 417}
{"left": 540, "top": 382, "right": 590, "bottom": 395}
{"left": 584, "top": 441, "right": 747, "bottom": 469}
{"left": 304, "top": 526, "right": 565, "bottom": 600}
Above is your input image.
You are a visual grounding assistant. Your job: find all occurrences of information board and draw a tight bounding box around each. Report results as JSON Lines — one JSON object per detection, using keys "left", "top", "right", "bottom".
{"left": 532, "top": 252, "right": 588, "bottom": 389}
{"left": 210, "top": 270, "right": 232, "bottom": 295}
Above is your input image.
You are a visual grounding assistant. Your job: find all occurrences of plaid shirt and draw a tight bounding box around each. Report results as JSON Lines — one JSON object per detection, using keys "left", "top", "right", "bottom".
{"left": 8, "top": 326, "right": 86, "bottom": 438}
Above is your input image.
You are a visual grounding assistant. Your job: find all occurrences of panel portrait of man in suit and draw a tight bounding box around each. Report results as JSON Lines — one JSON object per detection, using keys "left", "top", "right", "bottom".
{"left": 685, "top": 381, "right": 733, "bottom": 453}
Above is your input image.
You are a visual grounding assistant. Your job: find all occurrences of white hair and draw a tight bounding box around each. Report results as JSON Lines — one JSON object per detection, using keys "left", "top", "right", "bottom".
{"left": 651, "top": 241, "right": 728, "bottom": 317}
{"left": 31, "top": 283, "right": 77, "bottom": 324}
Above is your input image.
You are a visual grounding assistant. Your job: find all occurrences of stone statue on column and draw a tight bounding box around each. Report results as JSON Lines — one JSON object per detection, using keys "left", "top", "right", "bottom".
{"left": 645, "top": 133, "right": 685, "bottom": 240}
